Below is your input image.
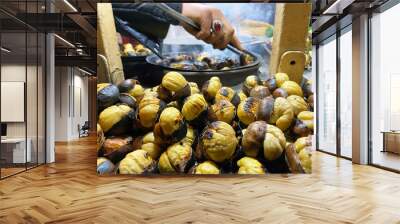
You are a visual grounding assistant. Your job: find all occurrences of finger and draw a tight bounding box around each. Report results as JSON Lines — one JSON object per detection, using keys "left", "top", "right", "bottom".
{"left": 217, "top": 29, "right": 234, "bottom": 50}
{"left": 196, "top": 14, "right": 212, "bottom": 40}
{"left": 230, "top": 34, "right": 244, "bottom": 51}
{"left": 204, "top": 33, "right": 221, "bottom": 47}
{"left": 211, "top": 31, "right": 225, "bottom": 48}
{"left": 213, "top": 34, "right": 228, "bottom": 49}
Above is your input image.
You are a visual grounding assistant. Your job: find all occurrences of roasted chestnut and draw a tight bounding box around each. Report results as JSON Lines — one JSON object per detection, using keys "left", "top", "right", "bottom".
{"left": 274, "top": 73, "right": 289, "bottom": 87}
{"left": 211, "top": 99, "right": 236, "bottom": 124}
{"left": 257, "top": 97, "right": 275, "bottom": 122}
{"left": 158, "top": 143, "right": 193, "bottom": 174}
{"left": 158, "top": 71, "right": 190, "bottom": 101}
{"left": 98, "top": 104, "right": 135, "bottom": 136}
{"left": 137, "top": 95, "right": 166, "bottom": 130}
{"left": 215, "top": 87, "right": 240, "bottom": 106}
{"left": 190, "top": 161, "right": 220, "bottom": 174}
{"left": 97, "top": 157, "right": 115, "bottom": 174}
{"left": 272, "top": 88, "right": 288, "bottom": 98}
{"left": 284, "top": 144, "right": 305, "bottom": 173}
{"left": 189, "top": 82, "right": 200, "bottom": 95}
{"left": 118, "top": 150, "right": 156, "bottom": 174}
{"left": 280, "top": 81, "right": 303, "bottom": 97}
{"left": 97, "top": 83, "right": 119, "bottom": 111}
{"left": 242, "top": 121, "right": 286, "bottom": 161}
{"left": 102, "top": 136, "right": 134, "bottom": 164}
{"left": 268, "top": 97, "right": 294, "bottom": 131}
{"left": 263, "top": 77, "right": 277, "bottom": 92}
{"left": 118, "top": 79, "right": 144, "bottom": 102}
{"left": 237, "top": 97, "right": 260, "bottom": 126}
{"left": 293, "top": 111, "right": 314, "bottom": 137}
{"left": 154, "top": 107, "right": 187, "bottom": 145}
{"left": 237, "top": 157, "right": 265, "bottom": 174}
{"left": 181, "top": 93, "right": 209, "bottom": 126}
{"left": 242, "top": 75, "right": 260, "bottom": 96}
{"left": 241, "top": 121, "right": 267, "bottom": 157}
{"left": 249, "top": 85, "right": 271, "bottom": 99}
{"left": 201, "top": 76, "right": 222, "bottom": 102}
{"left": 139, "top": 132, "right": 162, "bottom": 160}
{"left": 119, "top": 93, "right": 137, "bottom": 108}
{"left": 287, "top": 95, "right": 308, "bottom": 115}
{"left": 298, "top": 148, "right": 312, "bottom": 173}
{"left": 294, "top": 136, "right": 312, "bottom": 153}
{"left": 197, "top": 121, "right": 238, "bottom": 163}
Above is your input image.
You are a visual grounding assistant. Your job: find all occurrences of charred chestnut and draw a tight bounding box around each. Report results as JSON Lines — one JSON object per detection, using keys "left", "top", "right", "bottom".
{"left": 242, "top": 75, "right": 260, "bottom": 96}
{"left": 249, "top": 85, "right": 271, "bottom": 99}
{"left": 158, "top": 143, "right": 193, "bottom": 174}
{"left": 98, "top": 104, "right": 135, "bottom": 136}
{"left": 182, "top": 93, "right": 209, "bottom": 126}
{"left": 190, "top": 161, "right": 220, "bottom": 174}
{"left": 263, "top": 77, "right": 277, "bottom": 92}
{"left": 274, "top": 73, "right": 289, "bottom": 87}
{"left": 237, "top": 157, "right": 265, "bottom": 174}
{"left": 118, "top": 150, "right": 156, "bottom": 174}
{"left": 137, "top": 95, "right": 166, "bottom": 130}
{"left": 280, "top": 81, "right": 303, "bottom": 97}
{"left": 198, "top": 121, "right": 238, "bottom": 163}
{"left": 287, "top": 95, "right": 308, "bottom": 115}
{"left": 119, "top": 93, "right": 137, "bottom": 108}
{"left": 268, "top": 97, "right": 294, "bottom": 131}
{"left": 272, "top": 88, "right": 288, "bottom": 98}
{"left": 154, "top": 107, "right": 187, "bottom": 145}
{"left": 293, "top": 111, "right": 314, "bottom": 137}
{"left": 211, "top": 99, "right": 236, "bottom": 124}
{"left": 237, "top": 97, "right": 260, "bottom": 126}
{"left": 97, "top": 83, "right": 119, "bottom": 111}
{"left": 215, "top": 87, "right": 240, "bottom": 106}
{"left": 201, "top": 76, "right": 222, "bottom": 102}
{"left": 242, "top": 121, "right": 286, "bottom": 161}
{"left": 158, "top": 71, "right": 190, "bottom": 102}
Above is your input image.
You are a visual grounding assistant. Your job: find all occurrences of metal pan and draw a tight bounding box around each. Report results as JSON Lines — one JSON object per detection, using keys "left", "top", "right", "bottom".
{"left": 146, "top": 50, "right": 261, "bottom": 86}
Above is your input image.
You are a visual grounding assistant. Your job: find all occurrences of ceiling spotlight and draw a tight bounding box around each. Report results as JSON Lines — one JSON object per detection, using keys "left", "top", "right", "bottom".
{"left": 1, "top": 47, "right": 11, "bottom": 53}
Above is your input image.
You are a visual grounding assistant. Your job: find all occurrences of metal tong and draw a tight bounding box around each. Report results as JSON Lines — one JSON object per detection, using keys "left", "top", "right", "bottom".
{"left": 156, "top": 3, "right": 245, "bottom": 57}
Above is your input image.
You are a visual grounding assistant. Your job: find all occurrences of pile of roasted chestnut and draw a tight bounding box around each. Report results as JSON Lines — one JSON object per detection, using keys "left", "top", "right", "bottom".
{"left": 155, "top": 52, "right": 254, "bottom": 71}
{"left": 122, "top": 43, "right": 152, "bottom": 57}
{"left": 97, "top": 71, "right": 313, "bottom": 175}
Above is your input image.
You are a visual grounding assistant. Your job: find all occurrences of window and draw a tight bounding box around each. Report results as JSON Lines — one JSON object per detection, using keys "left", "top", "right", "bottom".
{"left": 370, "top": 3, "right": 400, "bottom": 171}
{"left": 317, "top": 36, "right": 337, "bottom": 154}
{"left": 339, "top": 27, "right": 352, "bottom": 158}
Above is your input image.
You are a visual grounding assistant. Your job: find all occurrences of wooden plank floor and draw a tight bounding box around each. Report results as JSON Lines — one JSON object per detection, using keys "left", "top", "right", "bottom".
{"left": 0, "top": 136, "right": 400, "bottom": 224}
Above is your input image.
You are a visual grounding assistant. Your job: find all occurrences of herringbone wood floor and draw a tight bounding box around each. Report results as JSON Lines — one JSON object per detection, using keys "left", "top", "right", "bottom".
{"left": 0, "top": 136, "right": 399, "bottom": 224}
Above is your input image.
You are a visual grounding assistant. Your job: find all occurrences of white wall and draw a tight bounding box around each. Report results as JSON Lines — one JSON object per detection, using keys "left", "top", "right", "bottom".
{"left": 54, "top": 66, "right": 89, "bottom": 141}
{"left": 1, "top": 63, "right": 46, "bottom": 164}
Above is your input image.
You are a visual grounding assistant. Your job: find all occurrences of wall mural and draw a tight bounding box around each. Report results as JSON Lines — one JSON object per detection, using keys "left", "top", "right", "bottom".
{"left": 97, "top": 3, "right": 314, "bottom": 175}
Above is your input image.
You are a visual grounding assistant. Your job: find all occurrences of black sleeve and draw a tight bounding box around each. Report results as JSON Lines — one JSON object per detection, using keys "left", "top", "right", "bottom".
{"left": 112, "top": 3, "right": 182, "bottom": 39}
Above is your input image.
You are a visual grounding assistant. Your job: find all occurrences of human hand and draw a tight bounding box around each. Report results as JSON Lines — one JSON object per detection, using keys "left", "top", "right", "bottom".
{"left": 181, "top": 3, "right": 242, "bottom": 50}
